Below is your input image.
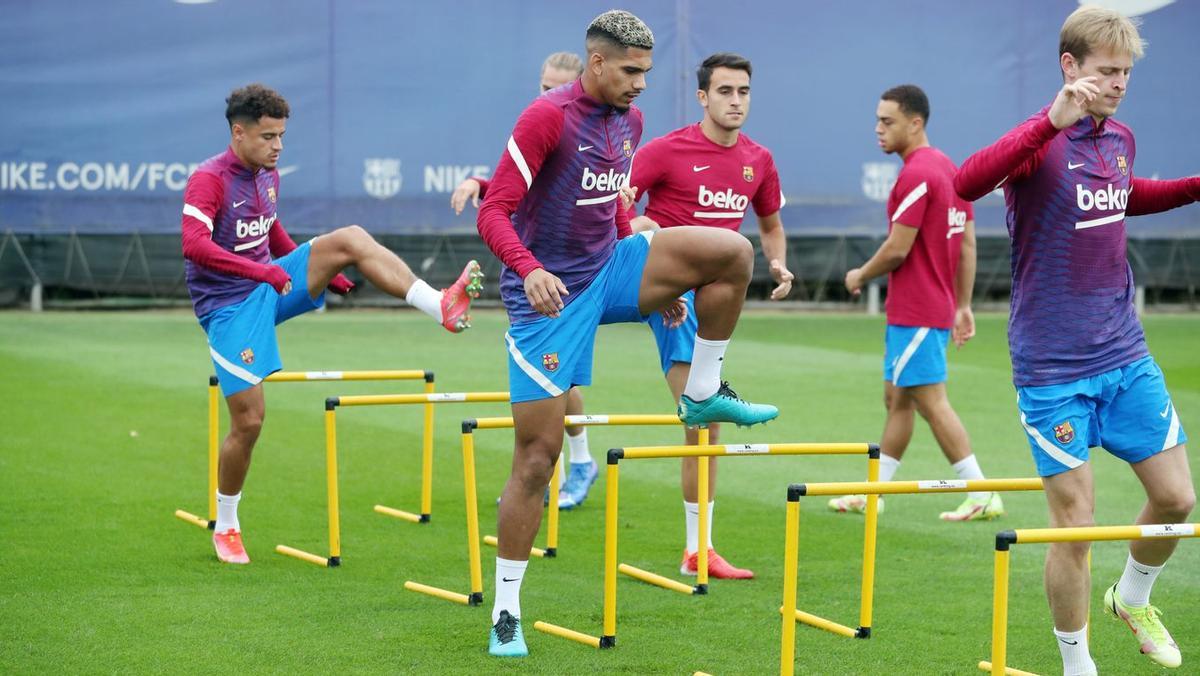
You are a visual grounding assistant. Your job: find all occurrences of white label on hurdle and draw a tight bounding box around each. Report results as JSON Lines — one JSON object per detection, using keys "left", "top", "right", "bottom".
{"left": 305, "top": 371, "right": 344, "bottom": 380}
{"left": 1140, "top": 524, "right": 1195, "bottom": 538}
{"left": 917, "top": 479, "right": 967, "bottom": 490}
{"left": 566, "top": 415, "right": 609, "bottom": 425}
{"left": 724, "top": 443, "right": 770, "bottom": 454}
{"left": 429, "top": 393, "right": 468, "bottom": 402}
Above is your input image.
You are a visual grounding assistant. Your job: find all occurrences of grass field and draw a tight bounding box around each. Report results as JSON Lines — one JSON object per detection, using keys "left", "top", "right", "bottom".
{"left": 1, "top": 309, "right": 1197, "bottom": 675}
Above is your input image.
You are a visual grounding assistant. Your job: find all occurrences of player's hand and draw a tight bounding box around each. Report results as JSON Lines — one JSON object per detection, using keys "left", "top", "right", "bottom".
{"left": 769, "top": 260, "right": 794, "bottom": 301}
{"left": 618, "top": 185, "right": 638, "bottom": 211}
{"left": 844, "top": 268, "right": 865, "bottom": 296}
{"left": 264, "top": 265, "right": 293, "bottom": 295}
{"left": 662, "top": 296, "right": 688, "bottom": 328}
{"left": 630, "top": 216, "right": 659, "bottom": 233}
{"left": 524, "top": 268, "right": 569, "bottom": 318}
{"left": 952, "top": 306, "right": 976, "bottom": 349}
{"left": 327, "top": 272, "right": 355, "bottom": 295}
{"left": 450, "top": 178, "right": 482, "bottom": 215}
{"left": 1049, "top": 76, "right": 1100, "bottom": 129}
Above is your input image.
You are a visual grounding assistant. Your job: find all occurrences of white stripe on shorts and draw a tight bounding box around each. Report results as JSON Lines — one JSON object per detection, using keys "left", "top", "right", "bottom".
{"left": 1163, "top": 402, "right": 1181, "bottom": 451}
{"left": 1019, "top": 411, "right": 1084, "bottom": 470}
{"left": 505, "top": 332, "right": 563, "bottom": 398}
{"left": 210, "top": 346, "right": 263, "bottom": 386}
{"left": 891, "top": 327, "right": 930, "bottom": 385}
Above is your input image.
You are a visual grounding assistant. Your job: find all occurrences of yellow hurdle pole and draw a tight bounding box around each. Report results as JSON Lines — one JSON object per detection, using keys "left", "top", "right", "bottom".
{"left": 600, "top": 458, "right": 620, "bottom": 648}
{"left": 618, "top": 563, "right": 695, "bottom": 594}
{"left": 779, "top": 489, "right": 801, "bottom": 676}
{"left": 207, "top": 376, "right": 219, "bottom": 527}
{"left": 858, "top": 447, "right": 881, "bottom": 637}
{"left": 462, "top": 428, "right": 484, "bottom": 605}
{"left": 275, "top": 544, "right": 331, "bottom": 567}
{"left": 373, "top": 505, "right": 422, "bottom": 522}
{"left": 483, "top": 535, "right": 545, "bottom": 558}
{"left": 620, "top": 443, "right": 871, "bottom": 460}
{"left": 533, "top": 621, "right": 602, "bottom": 648}
{"left": 404, "top": 580, "right": 470, "bottom": 605}
{"left": 325, "top": 406, "right": 342, "bottom": 567}
{"left": 989, "top": 539, "right": 1011, "bottom": 676}
{"left": 976, "top": 662, "right": 1038, "bottom": 676}
{"left": 419, "top": 378, "right": 435, "bottom": 521}
{"left": 546, "top": 454, "right": 560, "bottom": 556}
{"left": 1011, "top": 522, "right": 1199, "bottom": 545}
{"left": 797, "top": 477, "right": 1044, "bottom": 497}
{"left": 696, "top": 426, "right": 710, "bottom": 593}
{"left": 334, "top": 392, "right": 510, "bottom": 407}
{"left": 174, "top": 509, "right": 209, "bottom": 529}
{"left": 791, "top": 609, "right": 858, "bottom": 638}
{"left": 471, "top": 413, "right": 684, "bottom": 429}
{"left": 264, "top": 369, "right": 429, "bottom": 382}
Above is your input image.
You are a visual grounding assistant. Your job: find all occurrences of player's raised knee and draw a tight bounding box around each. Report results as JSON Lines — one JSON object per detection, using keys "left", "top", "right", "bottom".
{"left": 1150, "top": 487, "right": 1196, "bottom": 521}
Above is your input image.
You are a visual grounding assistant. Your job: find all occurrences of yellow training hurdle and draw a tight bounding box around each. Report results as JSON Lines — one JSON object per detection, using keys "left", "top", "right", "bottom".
{"left": 174, "top": 370, "right": 432, "bottom": 530}
{"left": 535, "top": 441, "right": 877, "bottom": 650}
{"left": 274, "top": 391, "right": 510, "bottom": 567}
{"left": 404, "top": 413, "right": 685, "bottom": 607}
{"left": 978, "top": 523, "right": 1199, "bottom": 676}
{"left": 778, "top": 478, "right": 1046, "bottom": 676}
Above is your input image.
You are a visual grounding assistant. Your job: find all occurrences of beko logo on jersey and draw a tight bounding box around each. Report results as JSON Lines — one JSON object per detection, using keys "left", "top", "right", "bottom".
{"left": 698, "top": 185, "right": 749, "bottom": 212}
{"left": 236, "top": 213, "right": 277, "bottom": 238}
{"left": 947, "top": 207, "right": 967, "bottom": 238}
{"left": 1076, "top": 183, "right": 1128, "bottom": 212}
{"left": 580, "top": 166, "right": 627, "bottom": 193}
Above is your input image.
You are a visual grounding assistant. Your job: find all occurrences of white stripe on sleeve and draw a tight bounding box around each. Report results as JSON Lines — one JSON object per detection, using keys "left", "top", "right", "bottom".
{"left": 890, "top": 181, "right": 928, "bottom": 224}
{"left": 507, "top": 135, "right": 533, "bottom": 189}
{"left": 184, "top": 203, "right": 215, "bottom": 232}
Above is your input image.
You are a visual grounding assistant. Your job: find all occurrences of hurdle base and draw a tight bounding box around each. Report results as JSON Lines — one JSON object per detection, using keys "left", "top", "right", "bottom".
{"left": 404, "top": 580, "right": 471, "bottom": 605}
{"left": 483, "top": 534, "right": 545, "bottom": 558}
{"left": 787, "top": 607, "right": 859, "bottom": 639}
{"left": 618, "top": 563, "right": 695, "bottom": 595}
{"left": 468, "top": 592, "right": 483, "bottom": 606}
{"left": 856, "top": 626, "right": 871, "bottom": 639}
{"left": 373, "top": 505, "right": 423, "bottom": 523}
{"left": 600, "top": 635, "right": 615, "bottom": 649}
{"left": 532, "top": 620, "right": 601, "bottom": 648}
{"left": 977, "top": 661, "right": 1038, "bottom": 675}
{"left": 694, "top": 583, "right": 708, "bottom": 595}
{"left": 544, "top": 547, "right": 556, "bottom": 558}
{"left": 275, "top": 544, "right": 336, "bottom": 568}
{"left": 173, "top": 509, "right": 210, "bottom": 529}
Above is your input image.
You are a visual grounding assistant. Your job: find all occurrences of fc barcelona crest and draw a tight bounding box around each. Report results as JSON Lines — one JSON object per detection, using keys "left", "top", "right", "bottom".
{"left": 623, "top": 139, "right": 633, "bottom": 158}
{"left": 743, "top": 165, "right": 754, "bottom": 182}
{"left": 542, "top": 352, "right": 559, "bottom": 372}
{"left": 1116, "top": 155, "right": 1128, "bottom": 175}
{"left": 267, "top": 186, "right": 277, "bottom": 203}
{"left": 240, "top": 348, "right": 255, "bottom": 365}
{"left": 1054, "top": 420, "right": 1075, "bottom": 445}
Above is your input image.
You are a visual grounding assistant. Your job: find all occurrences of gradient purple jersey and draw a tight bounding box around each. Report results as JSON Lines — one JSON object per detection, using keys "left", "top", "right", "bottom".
{"left": 477, "top": 80, "right": 643, "bottom": 324}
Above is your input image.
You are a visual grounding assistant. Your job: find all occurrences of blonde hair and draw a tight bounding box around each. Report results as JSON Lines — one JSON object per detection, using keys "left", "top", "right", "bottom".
{"left": 542, "top": 51, "right": 583, "bottom": 77}
{"left": 1060, "top": 5, "right": 1145, "bottom": 63}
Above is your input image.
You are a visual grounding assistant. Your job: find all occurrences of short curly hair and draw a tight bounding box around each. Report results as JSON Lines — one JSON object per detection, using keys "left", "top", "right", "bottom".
{"left": 586, "top": 10, "right": 654, "bottom": 52}
{"left": 225, "top": 83, "right": 290, "bottom": 128}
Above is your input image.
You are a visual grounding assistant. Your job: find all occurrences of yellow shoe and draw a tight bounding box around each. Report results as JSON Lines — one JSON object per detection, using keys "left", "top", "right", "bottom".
{"left": 1104, "top": 582, "right": 1181, "bottom": 668}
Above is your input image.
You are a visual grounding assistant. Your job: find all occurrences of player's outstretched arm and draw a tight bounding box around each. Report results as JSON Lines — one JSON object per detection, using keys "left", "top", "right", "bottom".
{"left": 451, "top": 178, "right": 486, "bottom": 215}
{"left": 845, "top": 224, "right": 918, "bottom": 296}
{"left": 1127, "top": 175, "right": 1200, "bottom": 216}
{"left": 952, "top": 219, "right": 977, "bottom": 348}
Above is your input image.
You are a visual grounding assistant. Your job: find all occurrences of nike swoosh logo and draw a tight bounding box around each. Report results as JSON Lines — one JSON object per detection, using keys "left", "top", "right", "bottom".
{"left": 501, "top": 577, "right": 521, "bottom": 582}
{"left": 1068, "top": 162, "right": 1085, "bottom": 170}
{"left": 1133, "top": 566, "right": 1151, "bottom": 575}
{"left": 693, "top": 165, "right": 710, "bottom": 172}
{"left": 1058, "top": 638, "right": 1079, "bottom": 645}
{"left": 577, "top": 145, "right": 593, "bottom": 152}
{"left": 1160, "top": 403, "right": 1171, "bottom": 418}
{"left": 233, "top": 200, "right": 247, "bottom": 208}
{"left": 277, "top": 165, "right": 299, "bottom": 177}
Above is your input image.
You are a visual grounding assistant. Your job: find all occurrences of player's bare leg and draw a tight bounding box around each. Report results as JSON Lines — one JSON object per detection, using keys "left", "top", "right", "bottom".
{"left": 638, "top": 227, "right": 777, "bottom": 428}
{"left": 1042, "top": 465, "right": 1098, "bottom": 673}
{"left": 213, "top": 384, "right": 264, "bottom": 564}
{"left": 307, "top": 225, "right": 482, "bottom": 332}
{"left": 830, "top": 382, "right": 913, "bottom": 514}
{"left": 910, "top": 383, "right": 1003, "bottom": 520}
{"left": 558, "top": 387, "right": 598, "bottom": 509}
{"left": 1103, "top": 445, "right": 1193, "bottom": 668}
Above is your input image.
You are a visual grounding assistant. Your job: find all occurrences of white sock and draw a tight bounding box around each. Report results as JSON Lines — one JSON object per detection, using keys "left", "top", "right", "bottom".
{"left": 492, "top": 557, "right": 528, "bottom": 623}
{"left": 684, "top": 501, "right": 715, "bottom": 554}
{"left": 683, "top": 337, "right": 729, "bottom": 402}
{"left": 952, "top": 454, "right": 989, "bottom": 500}
{"left": 879, "top": 454, "right": 901, "bottom": 482}
{"left": 1116, "top": 552, "right": 1164, "bottom": 607}
{"left": 405, "top": 279, "right": 443, "bottom": 322}
{"left": 567, "top": 429, "right": 591, "bottom": 464}
{"left": 1053, "top": 625, "right": 1096, "bottom": 676}
{"left": 215, "top": 491, "right": 241, "bottom": 532}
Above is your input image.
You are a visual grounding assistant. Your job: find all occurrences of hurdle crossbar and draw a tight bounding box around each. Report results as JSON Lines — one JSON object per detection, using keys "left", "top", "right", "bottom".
{"left": 535, "top": 441, "right": 877, "bottom": 651}
{"left": 405, "top": 413, "right": 683, "bottom": 607}
{"left": 779, "top": 478, "right": 1045, "bottom": 676}
{"left": 980, "top": 523, "right": 1199, "bottom": 676}
{"left": 274, "top": 391, "right": 510, "bottom": 568}
{"left": 176, "top": 370, "right": 432, "bottom": 531}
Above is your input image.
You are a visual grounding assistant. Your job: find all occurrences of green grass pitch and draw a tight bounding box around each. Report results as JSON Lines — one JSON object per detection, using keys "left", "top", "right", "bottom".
{"left": 1, "top": 310, "right": 1196, "bottom": 674}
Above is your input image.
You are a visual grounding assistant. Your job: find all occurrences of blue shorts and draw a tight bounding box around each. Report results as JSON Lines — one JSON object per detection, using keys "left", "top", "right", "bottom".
{"left": 883, "top": 325, "right": 949, "bottom": 387}
{"left": 199, "top": 241, "right": 326, "bottom": 397}
{"left": 505, "top": 232, "right": 653, "bottom": 403}
{"left": 1016, "top": 356, "right": 1187, "bottom": 477}
{"left": 643, "top": 289, "right": 696, "bottom": 374}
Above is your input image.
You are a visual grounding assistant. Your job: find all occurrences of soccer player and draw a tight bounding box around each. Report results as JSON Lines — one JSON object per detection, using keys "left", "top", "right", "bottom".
{"left": 451, "top": 52, "right": 604, "bottom": 511}
{"left": 181, "top": 84, "right": 483, "bottom": 565}
{"left": 955, "top": 7, "right": 1198, "bottom": 672}
{"left": 830, "top": 85, "right": 1003, "bottom": 522}
{"left": 624, "top": 52, "right": 794, "bottom": 579}
{"left": 477, "top": 11, "right": 777, "bottom": 656}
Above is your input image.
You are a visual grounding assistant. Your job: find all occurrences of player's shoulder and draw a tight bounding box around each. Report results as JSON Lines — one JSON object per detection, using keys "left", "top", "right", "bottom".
{"left": 641, "top": 124, "right": 691, "bottom": 150}
{"left": 735, "top": 131, "right": 776, "bottom": 163}
{"left": 1105, "top": 116, "right": 1134, "bottom": 139}
{"left": 187, "top": 151, "right": 231, "bottom": 191}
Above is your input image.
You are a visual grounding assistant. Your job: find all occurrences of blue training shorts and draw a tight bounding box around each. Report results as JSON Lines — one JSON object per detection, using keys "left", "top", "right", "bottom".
{"left": 1016, "top": 355, "right": 1187, "bottom": 477}
{"left": 883, "top": 325, "right": 949, "bottom": 387}
{"left": 505, "top": 231, "right": 653, "bottom": 403}
{"left": 200, "top": 240, "right": 326, "bottom": 397}
{"left": 643, "top": 289, "right": 696, "bottom": 374}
